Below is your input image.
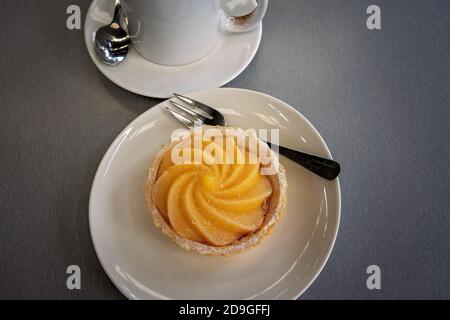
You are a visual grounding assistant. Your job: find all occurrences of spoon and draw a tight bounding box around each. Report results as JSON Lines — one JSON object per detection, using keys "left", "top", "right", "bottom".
{"left": 94, "top": 0, "right": 130, "bottom": 66}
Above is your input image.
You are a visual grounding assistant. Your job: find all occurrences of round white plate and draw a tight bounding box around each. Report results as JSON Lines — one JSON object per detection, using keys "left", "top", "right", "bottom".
{"left": 84, "top": 0, "right": 262, "bottom": 98}
{"left": 89, "top": 88, "right": 341, "bottom": 300}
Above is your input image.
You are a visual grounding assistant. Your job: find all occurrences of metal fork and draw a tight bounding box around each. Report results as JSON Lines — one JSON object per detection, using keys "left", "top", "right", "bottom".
{"left": 165, "top": 93, "right": 341, "bottom": 180}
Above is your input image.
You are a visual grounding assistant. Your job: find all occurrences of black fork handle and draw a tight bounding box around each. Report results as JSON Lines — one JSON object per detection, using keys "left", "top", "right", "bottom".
{"left": 265, "top": 142, "right": 340, "bottom": 180}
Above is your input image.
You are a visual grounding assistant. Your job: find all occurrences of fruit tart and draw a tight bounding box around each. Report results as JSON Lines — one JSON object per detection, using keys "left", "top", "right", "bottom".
{"left": 145, "top": 126, "right": 287, "bottom": 256}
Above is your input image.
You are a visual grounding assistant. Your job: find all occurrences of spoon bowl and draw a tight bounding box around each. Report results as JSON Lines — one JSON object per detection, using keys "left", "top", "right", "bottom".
{"left": 94, "top": 1, "right": 130, "bottom": 66}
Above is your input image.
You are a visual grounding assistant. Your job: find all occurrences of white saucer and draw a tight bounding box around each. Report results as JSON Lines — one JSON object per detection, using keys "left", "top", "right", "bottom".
{"left": 89, "top": 88, "right": 341, "bottom": 300}
{"left": 84, "top": 0, "right": 262, "bottom": 98}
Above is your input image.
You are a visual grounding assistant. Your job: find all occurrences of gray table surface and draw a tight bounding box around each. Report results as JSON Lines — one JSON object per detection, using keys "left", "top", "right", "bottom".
{"left": 0, "top": 0, "right": 449, "bottom": 300}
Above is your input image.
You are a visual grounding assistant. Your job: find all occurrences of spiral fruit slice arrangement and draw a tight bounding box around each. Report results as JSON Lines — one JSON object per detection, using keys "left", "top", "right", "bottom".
{"left": 145, "top": 127, "right": 287, "bottom": 256}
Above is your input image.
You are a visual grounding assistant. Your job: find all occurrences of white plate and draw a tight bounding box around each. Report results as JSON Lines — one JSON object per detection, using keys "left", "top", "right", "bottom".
{"left": 89, "top": 88, "right": 341, "bottom": 299}
{"left": 84, "top": 0, "right": 262, "bottom": 98}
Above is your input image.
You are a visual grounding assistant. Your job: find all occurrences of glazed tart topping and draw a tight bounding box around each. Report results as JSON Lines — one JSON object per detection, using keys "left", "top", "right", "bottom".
{"left": 152, "top": 131, "right": 273, "bottom": 246}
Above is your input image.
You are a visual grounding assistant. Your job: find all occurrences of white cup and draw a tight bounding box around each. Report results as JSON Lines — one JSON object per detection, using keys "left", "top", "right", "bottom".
{"left": 120, "top": 0, "right": 268, "bottom": 66}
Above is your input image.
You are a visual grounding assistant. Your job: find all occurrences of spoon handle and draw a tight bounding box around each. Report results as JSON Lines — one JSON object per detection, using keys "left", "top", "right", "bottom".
{"left": 112, "top": 0, "right": 122, "bottom": 25}
{"left": 265, "top": 142, "right": 341, "bottom": 180}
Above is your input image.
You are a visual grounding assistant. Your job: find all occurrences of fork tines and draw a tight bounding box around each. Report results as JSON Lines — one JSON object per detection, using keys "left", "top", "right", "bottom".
{"left": 165, "top": 93, "right": 227, "bottom": 128}
{"left": 172, "top": 93, "right": 214, "bottom": 119}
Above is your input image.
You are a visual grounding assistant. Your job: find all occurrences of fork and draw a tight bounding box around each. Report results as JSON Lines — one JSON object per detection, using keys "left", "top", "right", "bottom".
{"left": 164, "top": 93, "right": 341, "bottom": 180}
